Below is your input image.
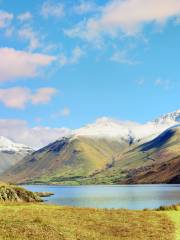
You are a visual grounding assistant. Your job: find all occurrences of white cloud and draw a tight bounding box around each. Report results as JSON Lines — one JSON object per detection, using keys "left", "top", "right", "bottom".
{"left": 65, "top": 0, "right": 180, "bottom": 41}
{"left": 17, "top": 12, "right": 32, "bottom": 22}
{"left": 71, "top": 47, "right": 85, "bottom": 64}
{"left": 0, "top": 119, "right": 71, "bottom": 149}
{"left": 4, "top": 26, "right": 14, "bottom": 37}
{"left": 61, "top": 107, "right": 70, "bottom": 117}
{"left": 31, "top": 88, "right": 57, "bottom": 105}
{"left": 0, "top": 87, "right": 30, "bottom": 109}
{"left": 59, "top": 54, "right": 68, "bottom": 66}
{"left": 111, "top": 50, "right": 140, "bottom": 65}
{"left": 136, "top": 78, "right": 145, "bottom": 86}
{"left": 0, "top": 10, "right": 13, "bottom": 28}
{"left": 74, "top": 1, "right": 96, "bottom": 15}
{"left": 0, "top": 87, "right": 57, "bottom": 109}
{"left": 43, "top": 43, "right": 58, "bottom": 53}
{"left": 18, "top": 27, "right": 41, "bottom": 50}
{"left": 0, "top": 48, "right": 55, "bottom": 82}
{"left": 41, "top": 1, "right": 65, "bottom": 18}
{"left": 52, "top": 107, "right": 71, "bottom": 118}
{"left": 155, "top": 79, "right": 162, "bottom": 86}
{"left": 155, "top": 78, "right": 170, "bottom": 90}
{"left": 59, "top": 47, "right": 84, "bottom": 66}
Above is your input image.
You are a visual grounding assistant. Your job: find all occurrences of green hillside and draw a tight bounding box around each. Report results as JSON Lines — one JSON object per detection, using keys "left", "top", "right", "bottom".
{"left": 0, "top": 137, "right": 127, "bottom": 184}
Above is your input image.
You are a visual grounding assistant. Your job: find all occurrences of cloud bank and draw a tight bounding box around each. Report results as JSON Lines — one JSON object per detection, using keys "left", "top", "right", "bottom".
{"left": 65, "top": 0, "right": 180, "bottom": 41}
{"left": 0, "top": 119, "right": 71, "bottom": 149}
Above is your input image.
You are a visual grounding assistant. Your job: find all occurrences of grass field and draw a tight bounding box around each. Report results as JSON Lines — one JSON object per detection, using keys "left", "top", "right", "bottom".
{"left": 167, "top": 211, "right": 180, "bottom": 240}
{"left": 0, "top": 203, "right": 179, "bottom": 240}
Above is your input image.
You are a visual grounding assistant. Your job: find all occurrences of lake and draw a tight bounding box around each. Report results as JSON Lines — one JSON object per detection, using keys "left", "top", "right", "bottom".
{"left": 23, "top": 184, "right": 180, "bottom": 210}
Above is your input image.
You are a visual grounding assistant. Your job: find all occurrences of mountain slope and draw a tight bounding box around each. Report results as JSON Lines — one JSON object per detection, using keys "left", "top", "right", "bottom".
{"left": 89, "top": 126, "right": 180, "bottom": 184}
{"left": 0, "top": 136, "right": 127, "bottom": 184}
{"left": 121, "top": 126, "right": 180, "bottom": 184}
{"left": 0, "top": 136, "right": 33, "bottom": 173}
{"left": 122, "top": 156, "right": 180, "bottom": 184}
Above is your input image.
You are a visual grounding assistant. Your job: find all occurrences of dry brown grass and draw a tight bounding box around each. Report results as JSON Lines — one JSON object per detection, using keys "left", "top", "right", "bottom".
{"left": 0, "top": 203, "right": 176, "bottom": 240}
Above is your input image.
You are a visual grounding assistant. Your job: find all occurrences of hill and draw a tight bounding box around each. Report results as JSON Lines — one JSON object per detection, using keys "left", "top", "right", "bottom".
{"left": 0, "top": 136, "right": 127, "bottom": 184}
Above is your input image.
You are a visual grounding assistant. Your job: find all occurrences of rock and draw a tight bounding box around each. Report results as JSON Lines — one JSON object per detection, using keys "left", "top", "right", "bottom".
{"left": 35, "top": 192, "right": 54, "bottom": 197}
{"left": 0, "top": 182, "right": 42, "bottom": 202}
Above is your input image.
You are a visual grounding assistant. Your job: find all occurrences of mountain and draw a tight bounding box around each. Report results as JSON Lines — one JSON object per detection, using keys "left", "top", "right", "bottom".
{"left": 0, "top": 110, "right": 180, "bottom": 184}
{"left": 0, "top": 137, "right": 126, "bottom": 184}
{"left": 88, "top": 125, "right": 180, "bottom": 184}
{"left": 0, "top": 136, "right": 33, "bottom": 173}
{"left": 72, "top": 110, "right": 180, "bottom": 143}
{"left": 121, "top": 125, "right": 180, "bottom": 184}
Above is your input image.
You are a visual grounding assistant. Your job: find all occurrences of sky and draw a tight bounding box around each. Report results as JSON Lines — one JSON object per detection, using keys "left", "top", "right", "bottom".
{"left": 0, "top": 0, "right": 180, "bottom": 148}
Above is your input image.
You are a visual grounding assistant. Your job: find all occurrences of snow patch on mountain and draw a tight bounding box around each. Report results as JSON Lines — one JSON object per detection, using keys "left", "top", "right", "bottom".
{"left": 0, "top": 136, "right": 33, "bottom": 154}
{"left": 72, "top": 110, "right": 180, "bottom": 144}
{"left": 73, "top": 117, "right": 138, "bottom": 141}
{"left": 152, "top": 110, "right": 180, "bottom": 124}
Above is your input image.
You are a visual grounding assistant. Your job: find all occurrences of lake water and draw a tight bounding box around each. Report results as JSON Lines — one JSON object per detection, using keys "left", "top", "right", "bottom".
{"left": 23, "top": 184, "right": 180, "bottom": 210}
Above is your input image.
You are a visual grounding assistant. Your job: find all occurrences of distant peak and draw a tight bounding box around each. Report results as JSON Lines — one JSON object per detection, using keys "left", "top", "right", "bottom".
{"left": 152, "top": 109, "right": 180, "bottom": 124}
{"left": 94, "top": 117, "right": 138, "bottom": 127}
{"left": 0, "top": 136, "right": 14, "bottom": 144}
{"left": 72, "top": 116, "right": 140, "bottom": 141}
{"left": 96, "top": 117, "right": 113, "bottom": 123}
{"left": 95, "top": 117, "right": 121, "bottom": 126}
{"left": 0, "top": 135, "right": 33, "bottom": 153}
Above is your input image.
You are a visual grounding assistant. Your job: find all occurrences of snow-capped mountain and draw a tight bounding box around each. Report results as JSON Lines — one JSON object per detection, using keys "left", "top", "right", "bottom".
{"left": 0, "top": 136, "right": 33, "bottom": 174}
{"left": 152, "top": 109, "right": 180, "bottom": 124}
{"left": 0, "top": 136, "right": 33, "bottom": 154}
{"left": 1, "top": 110, "right": 179, "bottom": 185}
{"left": 72, "top": 110, "right": 180, "bottom": 144}
{"left": 73, "top": 117, "right": 139, "bottom": 142}
{"left": 0, "top": 110, "right": 179, "bottom": 156}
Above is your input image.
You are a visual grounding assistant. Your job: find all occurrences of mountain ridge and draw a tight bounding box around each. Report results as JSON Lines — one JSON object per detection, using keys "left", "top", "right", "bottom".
{"left": 0, "top": 110, "right": 180, "bottom": 184}
{"left": 70, "top": 110, "right": 180, "bottom": 144}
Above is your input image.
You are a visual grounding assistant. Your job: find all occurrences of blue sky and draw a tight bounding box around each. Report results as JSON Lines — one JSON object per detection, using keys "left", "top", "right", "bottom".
{"left": 0, "top": 0, "right": 180, "bottom": 144}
